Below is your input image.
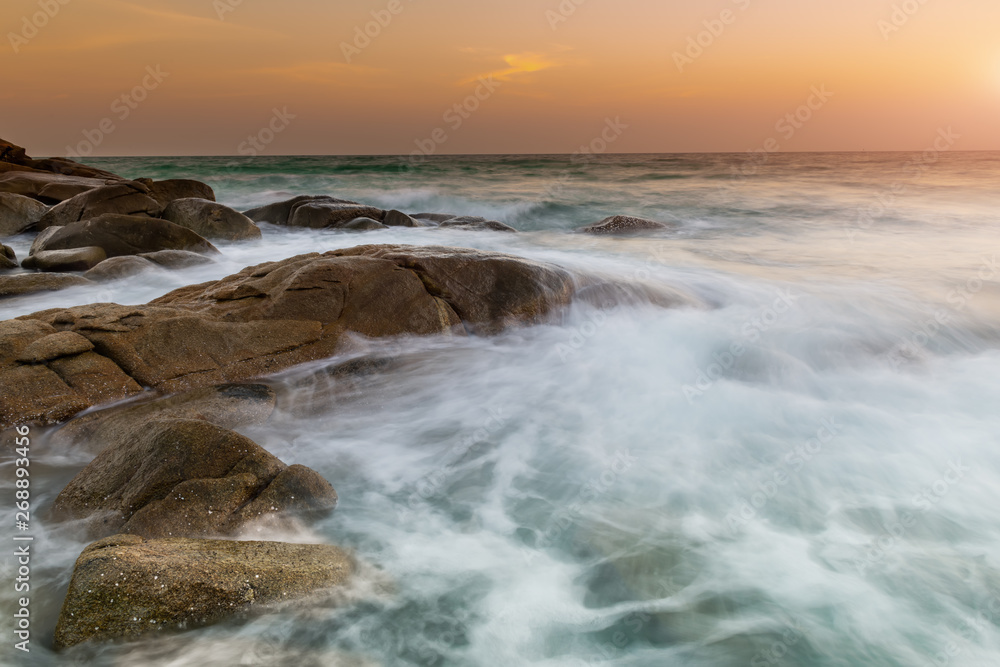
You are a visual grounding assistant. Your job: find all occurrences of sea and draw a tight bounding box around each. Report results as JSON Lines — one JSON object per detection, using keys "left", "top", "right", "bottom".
{"left": 2, "top": 152, "right": 1000, "bottom": 666}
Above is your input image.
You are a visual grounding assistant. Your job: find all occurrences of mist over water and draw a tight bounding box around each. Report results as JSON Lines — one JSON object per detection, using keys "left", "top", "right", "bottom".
{"left": 2, "top": 153, "right": 1000, "bottom": 666}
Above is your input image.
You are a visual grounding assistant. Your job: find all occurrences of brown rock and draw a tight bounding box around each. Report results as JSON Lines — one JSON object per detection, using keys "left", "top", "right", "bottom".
{"left": 0, "top": 137, "right": 120, "bottom": 179}
{"left": 161, "top": 198, "right": 262, "bottom": 240}
{"left": 0, "top": 171, "right": 113, "bottom": 204}
{"left": 384, "top": 209, "right": 431, "bottom": 228}
{"left": 138, "top": 178, "right": 216, "bottom": 206}
{"left": 21, "top": 246, "right": 107, "bottom": 272}
{"left": 53, "top": 534, "right": 353, "bottom": 649}
{"left": 438, "top": 216, "right": 517, "bottom": 233}
{"left": 0, "top": 192, "right": 48, "bottom": 235}
{"left": 140, "top": 249, "right": 216, "bottom": 268}
{"left": 0, "top": 273, "right": 92, "bottom": 298}
{"left": 31, "top": 213, "right": 219, "bottom": 258}
{"left": 244, "top": 195, "right": 353, "bottom": 225}
{"left": 83, "top": 255, "right": 158, "bottom": 281}
{"left": 53, "top": 418, "right": 337, "bottom": 538}
{"left": 1, "top": 245, "right": 16, "bottom": 270}
{"left": 36, "top": 182, "right": 163, "bottom": 229}
{"left": 578, "top": 215, "right": 672, "bottom": 235}
{"left": 16, "top": 331, "right": 94, "bottom": 363}
{"left": 52, "top": 382, "right": 277, "bottom": 453}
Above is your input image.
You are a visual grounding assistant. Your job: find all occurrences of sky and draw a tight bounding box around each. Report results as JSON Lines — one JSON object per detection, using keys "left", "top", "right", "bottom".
{"left": 2, "top": 0, "right": 1000, "bottom": 156}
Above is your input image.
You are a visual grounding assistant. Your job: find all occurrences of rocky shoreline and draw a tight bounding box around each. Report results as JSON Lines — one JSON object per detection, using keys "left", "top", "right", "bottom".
{"left": 0, "top": 138, "right": 686, "bottom": 651}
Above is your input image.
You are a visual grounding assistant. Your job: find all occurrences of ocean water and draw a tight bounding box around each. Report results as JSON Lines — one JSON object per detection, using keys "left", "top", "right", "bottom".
{"left": 2, "top": 152, "right": 1000, "bottom": 666}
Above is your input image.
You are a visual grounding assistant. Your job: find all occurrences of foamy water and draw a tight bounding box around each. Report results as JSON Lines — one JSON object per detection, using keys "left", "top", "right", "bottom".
{"left": 2, "top": 153, "right": 999, "bottom": 666}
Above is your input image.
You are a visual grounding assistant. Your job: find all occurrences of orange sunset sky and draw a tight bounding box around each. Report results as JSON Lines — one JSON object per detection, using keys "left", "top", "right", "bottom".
{"left": 2, "top": 0, "right": 1000, "bottom": 156}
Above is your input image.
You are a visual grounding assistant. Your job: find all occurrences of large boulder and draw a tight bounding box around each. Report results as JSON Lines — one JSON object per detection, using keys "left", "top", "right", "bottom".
{"left": 53, "top": 418, "right": 337, "bottom": 538}
{"left": 161, "top": 198, "right": 262, "bottom": 241}
{"left": 0, "top": 273, "right": 92, "bottom": 299}
{"left": 0, "top": 171, "right": 113, "bottom": 204}
{"left": 30, "top": 213, "right": 219, "bottom": 258}
{"left": 21, "top": 246, "right": 107, "bottom": 272}
{"left": 244, "top": 195, "right": 385, "bottom": 228}
{"left": 136, "top": 178, "right": 216, "bottom": 206}
{"left": 0, "top": 192, "right": 48, "bottom": 236}
{"left": 53, "top": 534, "right": 353, "bottom": 649}
{"left": 578, "top": 215, "right": 672, "bottom": 235}
{"left": 36, "top": 182, "right": 163, "bottom": 229}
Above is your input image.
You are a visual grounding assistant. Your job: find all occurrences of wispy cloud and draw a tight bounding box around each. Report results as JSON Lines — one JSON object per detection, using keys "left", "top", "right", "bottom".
{"left": 461, "top": 52, "right": 562, "bottom": 84}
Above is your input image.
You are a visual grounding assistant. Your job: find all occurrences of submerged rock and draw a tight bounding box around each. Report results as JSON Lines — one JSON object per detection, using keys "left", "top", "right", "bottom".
{"left": 384, "top": 209, "right": 430, "bottom": 228}
{"left": 53, "top": 417, "right": 337, "bottom": 538}
{"left": 438, "top": 216, "right": 517, "bottom": 233}
{"left": 53, "top": 534, "right": 353, "bottom": 650}
{"left": 21, "top": 246, "right": 107, "bottom": 272}
{"left": 52, "top": 382, "right": 277, "bottom": 453}
{"left": 36, "top": 182, "right": 163, "bottom": 229}
{"left": 578, "top": 215, "right": 672, "bottom": 235}
{"left": 161, "top": 198, "right": 261, "bottom": 241}
{"left": 0, "top": 192, "right": 48, "bottom": 236}
{"left": 30, "top": 213, "right": 219, "bottom": 258}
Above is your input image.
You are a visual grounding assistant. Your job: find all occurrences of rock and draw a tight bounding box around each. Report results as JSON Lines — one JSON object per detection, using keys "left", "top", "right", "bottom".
{"left": 52, "top": 382, "right": 277, "bottom": 452}
{"left": 30, "top": 213, "right": 219, "bottom": 258}
{"left": 0, "top": 273, "right": 92, "bottom": 298}
{"left": 53, "top": 418, "right": 337, "bottom": 538}
{"left": 0, "top": 318, "right": 142, "bottom": 426}
{"left": 340, "top": 217, "right": 388, "bottom": 231}
{"left": 1, "top": 137, "right": 120, "bottom": 179}
{"left": 290, "top": 201, "right": 386, "bottom": 229}
{"left": 244, "top": 195, "right": 352, "bottom": 225}
{"left": 1, "top": 245, "right": 16, "bottom": 270}
{"left": 16, "top": 331, "right": 94, "bottom": 363}
{"left": 413, "top": 213, "right": 456, "bottom": 223}
{"left": 0, "top": 171, "right": 113, "bottom": 204}
{"left": 137, "top": 178, "right": 216, "bottom": 206}
{"left": 21, "top": 246, "right": 107, "bottom": 272}
{"left": 439, "top": 216, "right": 517, "bottom": 233}
{"left": 140, "top": 249, "right": 216, "bottom": 269}
{"left": 53, "top": 534, "right": 353, "bottom": 649}
{"left": 578, "top": 215, "right": 672, "bottom": 235}
{"left": 36, "top": 182, "right": 163, "bottom": 229}
{"left": 4, "top": 245, "right": 666, "bottom": 427}
{"left": 83, "top": 255, "right": 158, "bottom": 281}
{"left": 384, "top": 209, "right": 430, "bottom": 228}
{"left": 330, "top": 245, "right": 573, "bottom": 334}
{"left": 161, "top": 198, "right": 262, "bottom": 241}
{"left": 243, "top": 195, "right": 386, "bottom": 228}
{"left": 0, "top": 192, "right": 48, "bottom": 235}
